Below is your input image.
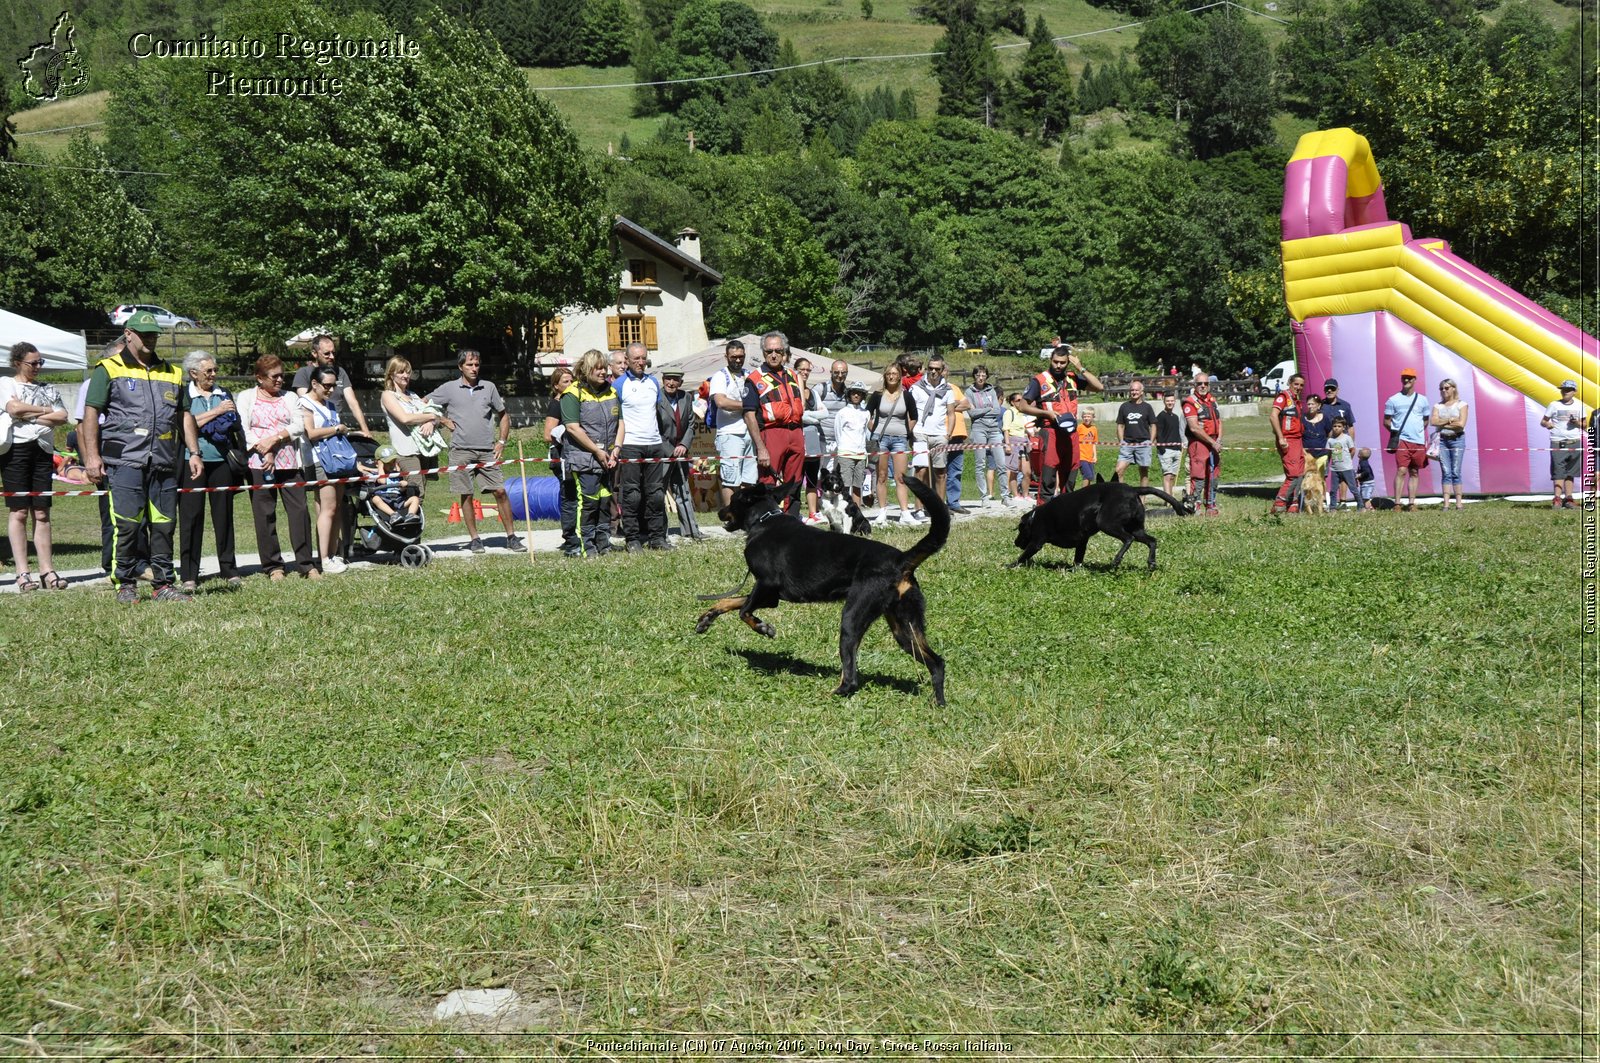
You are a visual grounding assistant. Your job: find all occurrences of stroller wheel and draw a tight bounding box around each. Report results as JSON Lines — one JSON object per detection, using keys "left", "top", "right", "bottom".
{"left": 421, "top": 546, "right": 436, "bottom": 565}
{"left": 400, "top": 544, "right": 428, "bottom": 569}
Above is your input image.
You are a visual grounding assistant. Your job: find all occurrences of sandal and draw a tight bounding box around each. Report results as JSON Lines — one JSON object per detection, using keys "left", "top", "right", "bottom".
{"left": 39, "top": 571, "right": 67, "bottom": 590}
{"left": 15, "top": 573, "right": 39, "bottom": 593}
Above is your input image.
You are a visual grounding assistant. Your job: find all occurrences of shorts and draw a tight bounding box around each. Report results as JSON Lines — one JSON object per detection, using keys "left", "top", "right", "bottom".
{"left": 877, "top": 435, "right": 909, "bottom": 456}
{"left": 837, "top": 456, "right": 865, "bottom": 492}
{"left": 1394, "top": 440, "right": 1429, "bottom": 471}
{"left": 1005, "top": 437, "right": 1029, "bottom": 473}
{"left": 923, "top": 433, "right": 949, "bottom": 470}
{"left": 716, "top": 432, "right": 757, "bottom": 487}
{"left": 1079, "top": 460, "right": 1096, "bottom": 484}
{"left": 1157, "top": 447, "right": 1182, "bottom": 476}
{"left": 1551, "top": 441, "right": 1581, "bottom": 481}
{"left": 395, "top": 453, "right": 435, "bottom": 495}
{"left": 1118, "top": 442, "right": 1152, "bottom": 468}
{"left": 448, "top": 446, "right": 506, "bottom": 494}
{"left": 1359, "top": 481, "right": 1374, "bottom": 501}
{"left": 1, "top": 439, "right": 54, "bottom": 511}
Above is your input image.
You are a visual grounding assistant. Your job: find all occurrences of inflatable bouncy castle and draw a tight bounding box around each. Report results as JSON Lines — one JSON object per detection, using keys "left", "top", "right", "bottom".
{"left": 1280, "top": 128, "right": 1597, "bottom": 495}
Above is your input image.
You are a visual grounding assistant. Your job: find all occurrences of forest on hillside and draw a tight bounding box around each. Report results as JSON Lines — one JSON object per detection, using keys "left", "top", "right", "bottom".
{"left": 1, "top": 0, "right": 1593, "bottom": 375}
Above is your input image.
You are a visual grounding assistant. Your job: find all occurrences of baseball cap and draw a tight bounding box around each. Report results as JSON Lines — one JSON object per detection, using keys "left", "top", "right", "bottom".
{"left": 1561, "top": 379, "right": 1577, "bottom": 391}
{"left": 375, "top": 444, "right": 397, "bottom": 462}
{"left": 1400, "top": 367, "right": 1418, "bottom": 378}
{"left": 122, "top": 309, "right": 164, "bottom": 334}
{"left": 662, "top": 368, "right": 684, "bottom": 379}
{"left": 846, "top": 380, "right": 867, "bottom": 394}
{"left": 1324, "top": 378, "right": 1339, "bottom": 388}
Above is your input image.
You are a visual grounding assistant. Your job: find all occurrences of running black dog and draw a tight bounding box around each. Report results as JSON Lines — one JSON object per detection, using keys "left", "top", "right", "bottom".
{"left": 696, "top": 476, "right": 949, "bottom": 704}
{"left": 1009, "top": 481, "right": 1191, "bottom": 571}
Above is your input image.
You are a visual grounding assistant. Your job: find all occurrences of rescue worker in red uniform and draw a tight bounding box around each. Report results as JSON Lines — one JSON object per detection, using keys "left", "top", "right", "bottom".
{"left": 1016, "top": 344, "right": 1104, "bottom": 502}
{"left": 1270, "top": 372, "right": 1306, "bottom": 513}
{"left": 1182, "top": 373, "right": 1223, "bottom": 514}
{"left": 742, "top": 330, "right": 808, "bottom": 493}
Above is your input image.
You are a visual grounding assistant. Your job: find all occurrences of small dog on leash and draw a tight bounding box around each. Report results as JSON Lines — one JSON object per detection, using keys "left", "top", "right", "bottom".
{"left": 818, "top": 464, "right": 871, "bottom": 536}
{"left": 1300, "top": 466, "right": 1327, "bottom": 515}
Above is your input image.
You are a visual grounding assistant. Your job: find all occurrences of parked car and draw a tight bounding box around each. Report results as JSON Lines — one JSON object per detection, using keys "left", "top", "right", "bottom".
{"left": 109, "top": 304, "right": 197, "bottom": 330}
{"left": 853, "top": 342, "right": 888, "bottom": 354}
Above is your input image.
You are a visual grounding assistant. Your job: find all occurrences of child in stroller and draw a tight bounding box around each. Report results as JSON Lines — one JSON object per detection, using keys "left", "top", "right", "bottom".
{"left": 349, "top": 444, "right": 433, "bottom": 567}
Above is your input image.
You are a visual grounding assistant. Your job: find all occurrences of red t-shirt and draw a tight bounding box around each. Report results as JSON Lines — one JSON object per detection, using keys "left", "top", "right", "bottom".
{"left": 1273, "top": 393, "right": 1303, "bottom": 439}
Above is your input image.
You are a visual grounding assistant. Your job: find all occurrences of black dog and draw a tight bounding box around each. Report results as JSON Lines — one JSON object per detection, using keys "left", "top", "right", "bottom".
{"left": 818, "top": 463, "right": 872, "bottom": 536}
{"left": 696, "top": 476, "right": 949, "bottom": 704}
{"left": 1010, "top": 481, "right": 1191, "bottom": 571}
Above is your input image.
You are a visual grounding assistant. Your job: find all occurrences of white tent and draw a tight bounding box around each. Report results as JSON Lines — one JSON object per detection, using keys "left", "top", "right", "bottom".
{"left": 0, "top": 309, "right": 87, "bottom": 370}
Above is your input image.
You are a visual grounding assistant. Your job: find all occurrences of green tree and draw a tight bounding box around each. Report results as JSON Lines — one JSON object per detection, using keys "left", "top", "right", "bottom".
{"left": 107, "top": 0, "right": 614, "bottom": 371}
{"left": 933, "top": 0, "right": 1002, "bottom": 126}
{"left": 645, "top": 0, "right": 779, "bottom": 110}
{"left": 579, "top": 0, "right": 634, "bottom": 65}
{"left": 707, "top": 194, "right": 846, "bottom": 344}
{"left": 1186, "top": 10, "right": 1276, "bottom": 158}
{"left": 1005, "top": 15, "right": 1074, "bottom": 141}
{"left": 0, "top": 135, "right": 153, "bottom": 315}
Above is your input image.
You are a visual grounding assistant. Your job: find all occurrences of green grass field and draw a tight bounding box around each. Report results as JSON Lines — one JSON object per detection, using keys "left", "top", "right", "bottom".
{"left": 1, "top": 407, "right": 1589, "bottom": 1057}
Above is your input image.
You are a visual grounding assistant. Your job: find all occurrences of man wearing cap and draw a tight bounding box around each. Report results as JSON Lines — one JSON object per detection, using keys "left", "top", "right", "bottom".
{"left": 79, "top": 310, "right": 204, "bottom": 603}
{"left": 660, "top": 367, "right": 705, "bottom": 541}
{"left": 1269, "top": 372, "right": 1306, "bottom": 514}
{"left": 1182, "top": 373, "right": 1222, "bottom": 514}
{"left": 1541, "top": 380, "right": 1587, "bottom": 509}
{"left": 1320, "top": 378, "right": 1356, "bottom": 506}
{"left": 1383, "top": 368, "right": 1433, "bottom": 511}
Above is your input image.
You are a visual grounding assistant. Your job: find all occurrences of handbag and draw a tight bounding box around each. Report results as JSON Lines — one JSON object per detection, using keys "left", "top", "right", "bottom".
{"left": 310, "top": 400, "right": 358, "bottom": 477}
{"left": 1424, "top": 432, "right": 1440, "bottom": 459}
{"left": 0, "top": 411, "right": 12, "bottom": 458}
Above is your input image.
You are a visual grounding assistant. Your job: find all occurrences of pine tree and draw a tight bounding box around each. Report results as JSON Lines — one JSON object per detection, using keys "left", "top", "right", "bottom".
{"left": 1008, "top": 15, "right": 1073, "bottom": 140}
{"left": 1077, "top": 61, "right": 1100, "bottom": 111}
{"left": 933, "top": 0, "right": 1002, "bottom": 126}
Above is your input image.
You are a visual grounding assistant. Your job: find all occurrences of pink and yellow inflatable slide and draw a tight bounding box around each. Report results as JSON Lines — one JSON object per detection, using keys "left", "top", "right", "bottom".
{"left": 1281, "top": 128, "right": 1596, "bottom": 495}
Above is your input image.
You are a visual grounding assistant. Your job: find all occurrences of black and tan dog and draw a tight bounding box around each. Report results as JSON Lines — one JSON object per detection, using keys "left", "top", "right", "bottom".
{"left": 696, "top": 476, "right": 949, "bottom": 704}
{"left": 1009, "top": 481, "right": 1190, "bottom": 572}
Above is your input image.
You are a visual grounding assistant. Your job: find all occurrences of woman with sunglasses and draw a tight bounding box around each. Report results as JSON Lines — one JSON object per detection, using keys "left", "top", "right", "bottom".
{"left": 1, "top": 342, "right": 69, "bottom": 591}
{"left": 178, "top": 351, "right": 242, "bottom": 591}
{"left": 237, "top": 354, "right": 316, "bottom": 580}
{"left": 301, "top": 366, "right": 351, "bottom": 574}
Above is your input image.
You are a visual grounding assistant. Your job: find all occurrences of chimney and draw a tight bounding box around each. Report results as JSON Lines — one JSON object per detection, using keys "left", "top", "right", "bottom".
{"left": 676, "top": 227, "right": 701, "bottom": 261}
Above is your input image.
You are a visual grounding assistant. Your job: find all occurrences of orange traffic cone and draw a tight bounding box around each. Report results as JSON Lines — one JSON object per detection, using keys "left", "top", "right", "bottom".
{"left": 447, "top": 501, "right": 462, "bottom": 524}
{"left": 472, "top": 499, "right": 485, "bottom": 520}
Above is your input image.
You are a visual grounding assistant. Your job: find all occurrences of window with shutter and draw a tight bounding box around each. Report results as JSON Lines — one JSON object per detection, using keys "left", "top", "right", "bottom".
{"left": 628, "top": 258, "right": 658, "bottom": 286}
{"left": 606, "top": 317, "right": 622, "bottom": 349}
{"left": 641, "top": 316, "right": 658, "bottom": 350}
{"left": 537, "top": 317, "right": 564, "bottom": 352}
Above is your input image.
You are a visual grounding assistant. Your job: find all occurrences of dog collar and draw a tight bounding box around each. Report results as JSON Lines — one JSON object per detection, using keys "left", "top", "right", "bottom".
{"left": 749, "top": 508, "right": 786, "bottom": 527}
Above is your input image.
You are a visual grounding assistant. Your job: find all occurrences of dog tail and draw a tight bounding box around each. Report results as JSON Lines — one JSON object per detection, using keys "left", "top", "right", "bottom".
{"left": 897, "top": 475, "right": 950, "bottom": 577}
{"left": 696, "top": 579, "right": 749, "bottom": 601}
{"left": 1137, "top": 486, "right": 1192, "bottom": 516}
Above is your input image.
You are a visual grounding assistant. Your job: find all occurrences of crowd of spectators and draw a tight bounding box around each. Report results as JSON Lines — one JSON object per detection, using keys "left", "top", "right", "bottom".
{"left": 4, "top": 321, "right": 1594, "bottom": 594}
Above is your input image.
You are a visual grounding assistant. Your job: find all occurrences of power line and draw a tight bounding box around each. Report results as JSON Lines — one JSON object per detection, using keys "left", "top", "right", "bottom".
{"left": 0, "top": 158, "right": 173, "bottom": 176}
{"left": 13, "top": 120, "right": 105, "bottom": 137}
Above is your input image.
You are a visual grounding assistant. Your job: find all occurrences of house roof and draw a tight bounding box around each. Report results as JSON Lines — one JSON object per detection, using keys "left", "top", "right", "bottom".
{"left": 613, "top": 216, "right": 723, "bottom": 286}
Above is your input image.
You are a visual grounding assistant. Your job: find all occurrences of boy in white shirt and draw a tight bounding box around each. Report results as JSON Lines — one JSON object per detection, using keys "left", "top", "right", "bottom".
{"left": 833, "top": 383, "right": 872, "bottom": 509}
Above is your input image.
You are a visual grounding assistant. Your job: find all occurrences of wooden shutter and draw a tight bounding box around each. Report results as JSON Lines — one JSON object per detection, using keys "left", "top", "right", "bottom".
{"left": 642, "top": 316, "right": 659, "bottom": 350}
{"left": 606, "top": 316, "right": 622, "bottom": 349}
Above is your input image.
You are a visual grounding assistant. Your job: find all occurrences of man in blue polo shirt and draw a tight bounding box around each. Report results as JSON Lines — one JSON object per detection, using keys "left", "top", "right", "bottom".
{"left": 615, "top": 341, "right": 670, "bottom": 552}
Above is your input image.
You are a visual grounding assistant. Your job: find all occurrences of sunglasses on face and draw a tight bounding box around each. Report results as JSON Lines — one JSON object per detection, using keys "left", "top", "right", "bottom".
{"left": 266, "top": 373, "right": 285, "bottom": 380}
{"left": 20, "top": 360, "right": 44, "bottom": 368}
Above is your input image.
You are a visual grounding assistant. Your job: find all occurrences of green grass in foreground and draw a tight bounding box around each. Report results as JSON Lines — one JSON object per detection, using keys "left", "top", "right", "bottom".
{"left": 0, "top": 481, "right": 1589, "bottom": 1057}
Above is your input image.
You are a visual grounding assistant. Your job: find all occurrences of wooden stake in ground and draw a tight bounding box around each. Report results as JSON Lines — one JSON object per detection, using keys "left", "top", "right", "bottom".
{"left": 518, "top": 440, "right": 536, "bottom": 565}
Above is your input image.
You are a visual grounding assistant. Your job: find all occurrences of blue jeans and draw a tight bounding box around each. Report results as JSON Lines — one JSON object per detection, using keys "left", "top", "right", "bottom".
{"left": 945, "top": 447, "right": 964, "bottom": 505}
{"left": 1437, "top": 434, "right": 1466, "bottom": 485}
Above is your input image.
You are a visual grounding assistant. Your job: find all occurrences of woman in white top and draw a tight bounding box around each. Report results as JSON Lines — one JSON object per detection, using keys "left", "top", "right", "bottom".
{"left": 380, "top": 356, "right": 446, "bottom": 499}
{"left": 1430, "top": 378, "right": 1469, "bottom": 510}
{"left": 1, "top": 342, "right": 69, "bottom": 591}
{"left": 867, "top": 363, "right": 920, "bottom": 525}
{"left": 301, "top": 366, "right": 353, "bottom": 574}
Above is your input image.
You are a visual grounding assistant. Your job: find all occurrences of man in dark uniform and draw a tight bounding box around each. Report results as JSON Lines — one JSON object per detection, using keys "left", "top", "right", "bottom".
{"left": 79, "top": 310, "right": 202, "bottom": 603}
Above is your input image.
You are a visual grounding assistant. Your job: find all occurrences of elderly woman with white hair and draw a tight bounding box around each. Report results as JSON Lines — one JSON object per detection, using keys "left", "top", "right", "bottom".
{"left": 178, "top": 350, "right": 243, "bottom": 590}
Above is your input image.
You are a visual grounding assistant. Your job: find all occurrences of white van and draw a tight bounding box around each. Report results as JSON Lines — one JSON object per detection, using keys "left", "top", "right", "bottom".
{"left": 1260, "top": 359, "right": 1297, "bottom": 394}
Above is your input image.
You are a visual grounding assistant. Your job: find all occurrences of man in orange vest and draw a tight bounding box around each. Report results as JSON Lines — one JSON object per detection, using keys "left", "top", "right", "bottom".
{"left": 1016, "top": 343, "right": 1104, "bottom": 502}
{"left": 742, "top": 330, "right": 808, "bottom": 494}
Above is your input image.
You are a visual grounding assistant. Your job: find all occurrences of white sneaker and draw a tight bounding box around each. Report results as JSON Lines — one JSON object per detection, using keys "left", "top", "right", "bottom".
{"left": 802, "top": 513, "right": 826, "bottom": 526}
{"left": 905, "top": 510, "right": 929, "bottom": 524}
{"left": 323, "top": 556, "right": 347, "bottom": 574}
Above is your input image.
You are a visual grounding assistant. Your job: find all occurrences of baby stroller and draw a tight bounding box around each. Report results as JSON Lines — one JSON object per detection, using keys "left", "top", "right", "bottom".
{"left": 346, "top": 440, "right": 434, "bottom": 568}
